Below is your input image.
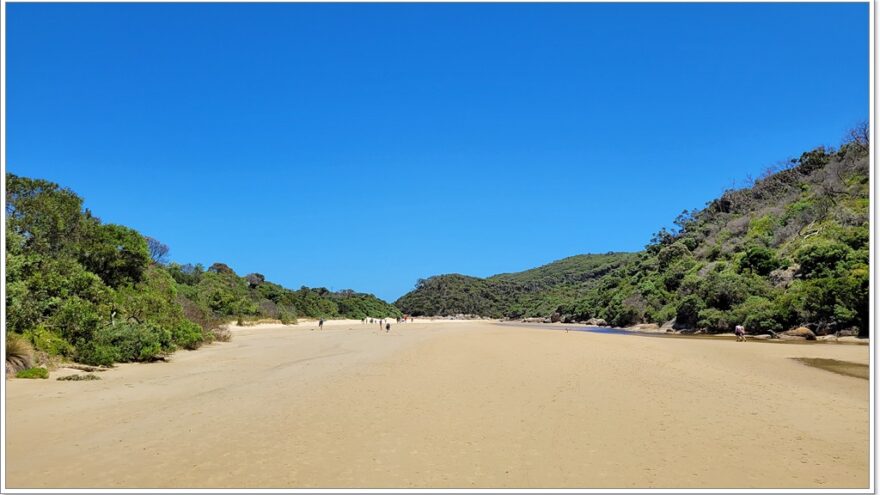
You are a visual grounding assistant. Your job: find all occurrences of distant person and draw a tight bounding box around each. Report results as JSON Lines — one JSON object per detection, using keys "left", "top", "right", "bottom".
{"left": 385, "top": 322, "right": 391, "bottom": 333}
{"left": 735, "top": 324, "right": 746, "bottom": 342}
{"left": 319, "top": 318, "right": 324, "bottom": 331}
{"left": 396, "top": 317, "right": 401, "bottom": 324}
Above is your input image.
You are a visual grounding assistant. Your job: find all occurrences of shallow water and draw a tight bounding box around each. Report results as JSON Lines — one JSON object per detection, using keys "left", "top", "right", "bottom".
{"left": 498, "top": 321, "right": 864, "bottom": 345}
{"left": 791, "top": 357, "right": 869, "bottom": 379}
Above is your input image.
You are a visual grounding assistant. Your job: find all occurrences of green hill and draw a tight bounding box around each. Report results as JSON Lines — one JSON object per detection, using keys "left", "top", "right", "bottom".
{"left": 396, "top": 125, "right": 870, "bottom": 336}
{"left": 395, "top": 252, "right": 636, "bottom": 318}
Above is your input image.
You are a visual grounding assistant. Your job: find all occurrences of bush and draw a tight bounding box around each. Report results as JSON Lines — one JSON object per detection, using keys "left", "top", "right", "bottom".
{"left": 51, "top": 296, "right": 103, "bottom": 343}
{"left": 77, "top": 322, "right": 171, "bottom": 365}
{"left": 171, "top": 320, "right": 204, "bottom": 350}
{"left": 16, "top": 367, "right": 49, "bottom": 379}
{"left": 795, "top": 238, "right": 852, "bottom": 279}
{"left": 24, "top": 325, "right": 74, "bottom": 357}
{"left": 739, "top": 246, "right": 780, "bottom": 276}
{"left": 734, "top": 296, "right": 783, "bottom": 334}
{"left": 75, "top": 343, "right": 120, "bottom": 367}
{"left": 211, "top": 326, "right": 232, "bottom": 342}
{"left": 697, "top": 308, "right": 734, "bottom": 332}
{"left": 676, "top": 295, "right": 705, "bottom": 328}
{"left": 6, "top": 334, "right": 35, "bottom": 374}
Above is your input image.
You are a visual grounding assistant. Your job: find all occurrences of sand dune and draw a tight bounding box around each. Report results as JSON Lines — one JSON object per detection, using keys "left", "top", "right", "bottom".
{"left": 4, "top": 321, "right": 870, "bottom": 489}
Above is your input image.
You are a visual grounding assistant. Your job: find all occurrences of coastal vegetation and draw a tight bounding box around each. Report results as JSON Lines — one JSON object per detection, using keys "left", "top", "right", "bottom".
{"left": 396, "top": 124, "right": 870, "bottom": 337}
{"left": 5, "top": 174, "right": 400, "bottom": 368}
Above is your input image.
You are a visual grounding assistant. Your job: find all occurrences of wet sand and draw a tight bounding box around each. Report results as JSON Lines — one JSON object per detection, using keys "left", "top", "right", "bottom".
{"left": 4, "top": 321, "right": 870, "bottom": 489}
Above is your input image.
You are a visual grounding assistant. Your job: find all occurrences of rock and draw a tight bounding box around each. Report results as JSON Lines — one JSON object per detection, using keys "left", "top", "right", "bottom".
{"left": 665, "top": 328, "right": 674, "bottom": 333}
{"left": 751, "top": 334, "right": 771, "bottom": 340}
{"left": 780, "top": 334, "right": 807, "bottom": 341}
{"left": 550, "top": 313, "right": 562, "bottom": 323}
{"left": 659, "top": 318, "right": 676, "bottom": 331}
{"left": 629, "top": 323, "right": 660, "bottom": 331}
{"left": 783, "top": 326, "right": 816, "bottom": 340}
{"left": 837, "top": 327, "right": 859, "bottom": 337}
{"left": 585, "top": 318, "right": 609, "bottom": 327}
{"left": 768, "top": 265, "right": 798, "bottom": 288}
{"left": 561, "top": 315, "right": 577, "bottom": 324}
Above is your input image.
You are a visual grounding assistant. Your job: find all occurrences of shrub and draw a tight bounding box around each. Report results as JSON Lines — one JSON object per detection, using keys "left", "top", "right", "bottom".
{"left": 6, "top": 334, "right": 35, "bottom": 374}
{"left": 77, "top": 322, "right": 171, "bottom": 365}
{"left": 211, "top": 326, "right": 232, "bottom": 342}
{"left": 795, "top": 238, "right": 852, "bottom": 278}
{"left": 75, "top": 343, "right": 120, "bottom": 367}
{"left": 733, "top": 296, "right": 783, "bottom": 334}
{"left": 171, "top": 320, "right": 204, "bottom": 350}
{"left": 739, "top": 246, "right": 780, "bottom": 276}
{"left": 24, "top": 325, "right": 74, "bottom": 357}
{"left": 697, "top": 308, "right": 734, "bottom": 332}
{"left": 676, "top": 295, "right": 705, "bottom": 328}
{"left": 16, "top": 367, "right": 49, "bottom": 379}
{"left": 51, "top": 296, "right": 103, "bottom": 343}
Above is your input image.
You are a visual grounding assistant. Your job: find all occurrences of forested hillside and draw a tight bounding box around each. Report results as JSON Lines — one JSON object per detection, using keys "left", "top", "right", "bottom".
{"left": 395, "top": 253, "right": 635, "bottom": 318}
{"left": 397, "top": 125, "right": 870, "bottom": 336}
{"left": 5, "top": 174, "right": 400, "bottom": 368}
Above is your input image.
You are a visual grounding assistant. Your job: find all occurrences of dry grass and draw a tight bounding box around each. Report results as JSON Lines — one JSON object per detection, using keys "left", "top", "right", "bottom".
{"left": 6, "top": 334, "right": 34, "bottom": 376}
{"left": 57, "top": 373, "right": 101, "bottom": 381}
{"left": 211, "top": 326, "right": 232, "bottom": 342}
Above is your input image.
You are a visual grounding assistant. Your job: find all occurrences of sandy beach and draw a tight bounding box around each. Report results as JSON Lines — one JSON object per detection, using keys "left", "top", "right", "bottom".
{"left": 4, "top": 320, "right": 870, "bottom": 489}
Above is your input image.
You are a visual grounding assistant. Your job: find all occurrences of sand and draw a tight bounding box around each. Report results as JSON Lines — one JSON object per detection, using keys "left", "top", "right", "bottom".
{"left": 4, "top": 321, "right": 871, "bottom": 489}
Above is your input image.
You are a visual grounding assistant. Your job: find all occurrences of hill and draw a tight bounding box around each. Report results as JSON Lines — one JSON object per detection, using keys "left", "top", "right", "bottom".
{"left": 396, "top": 125, "right": 870, "bottom": 336}
{"left": 395, "top": 252, "right": 635, "bottom": 318}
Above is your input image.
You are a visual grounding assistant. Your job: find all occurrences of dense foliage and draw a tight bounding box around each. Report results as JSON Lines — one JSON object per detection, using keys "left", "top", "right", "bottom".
{"left": 5, "top": 174, "right": 400, "bottom": 366}
{"left": 396, "top": 126, "right": 870, "bottom": 336}
{"left": 395, "top": 253, "right": 636, "bottom": 318}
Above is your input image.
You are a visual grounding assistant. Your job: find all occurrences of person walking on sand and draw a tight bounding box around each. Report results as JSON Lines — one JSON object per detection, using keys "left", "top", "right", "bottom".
{"left": 319, "top": 318, "right": 324, "bottom": 331}
{"left": 735, "top": 324, "right": 746, "bottom": 342}
{"left": 386, "top": 322, "right": 391, "bottom": 333}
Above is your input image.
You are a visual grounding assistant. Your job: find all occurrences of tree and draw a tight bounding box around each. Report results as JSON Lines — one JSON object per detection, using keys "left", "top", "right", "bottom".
{"left": 146, "top": 237, "right": 170, "bottom": 264}
{"left": 78, "top": 222, "right": 151, "bottom": 288}
{"left": 6, "top": 173, "right": 85, "bottom": 255}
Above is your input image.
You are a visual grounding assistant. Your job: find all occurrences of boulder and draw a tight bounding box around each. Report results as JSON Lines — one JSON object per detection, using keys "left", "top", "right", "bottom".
{"left": 783, "top": 326, "right": 816, "bottom": 340}
{"left": 585, "top": 318, "right": 609, "bottom": 327}
{"left": 837, "top": 327, "right": 860, "bottom": 337}
{"left": 768, "top": 265, "right": 798, "bottom": 288}
{"left": 550, "top": 313, "right": 562, "bottom": 323}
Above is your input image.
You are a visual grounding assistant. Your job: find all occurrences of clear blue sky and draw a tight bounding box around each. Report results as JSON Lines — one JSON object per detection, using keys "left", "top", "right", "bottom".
{"left": 6, "top": 3, "right": 869, "bottom": 302}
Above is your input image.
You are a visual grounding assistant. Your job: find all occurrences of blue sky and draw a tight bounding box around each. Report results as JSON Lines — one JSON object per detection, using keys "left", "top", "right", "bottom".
{"left": 6, "top": 3, "right": 869, "bottom": 301}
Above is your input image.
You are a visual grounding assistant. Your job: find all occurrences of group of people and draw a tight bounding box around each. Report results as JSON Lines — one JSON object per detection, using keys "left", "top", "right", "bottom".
{"left": 361, "top": 316, "right": 409, "bottom": 333}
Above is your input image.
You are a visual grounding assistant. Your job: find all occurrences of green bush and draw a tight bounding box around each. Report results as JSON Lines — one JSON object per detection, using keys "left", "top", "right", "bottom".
{"left": 24, "top": 325, "right": 74, "bottom": 357}
{"left": 16, "top": 367, "right": 49, "bottom": 379}
{"left": 733, "top": 296, "right": 783, "bottom": 333}
{"left": 697, "top": 308, "right": 734, "bottom": 332}
{"left": 75, "top": 342, "right": 120, "bottom": 367}
{"left": 795, "top": 238, "right": 852, "bottom": 279}
{"left": 171, "top": 320, "right": 204, "bottom": 350}
{"left": 83, "top": 322, "right": 171, "bottom": 364}
{"left": 676, "top": 295, "right": 705, "bottom": 328}
{"left": 739, "top": 246, "right": 780, "bottom": 276}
